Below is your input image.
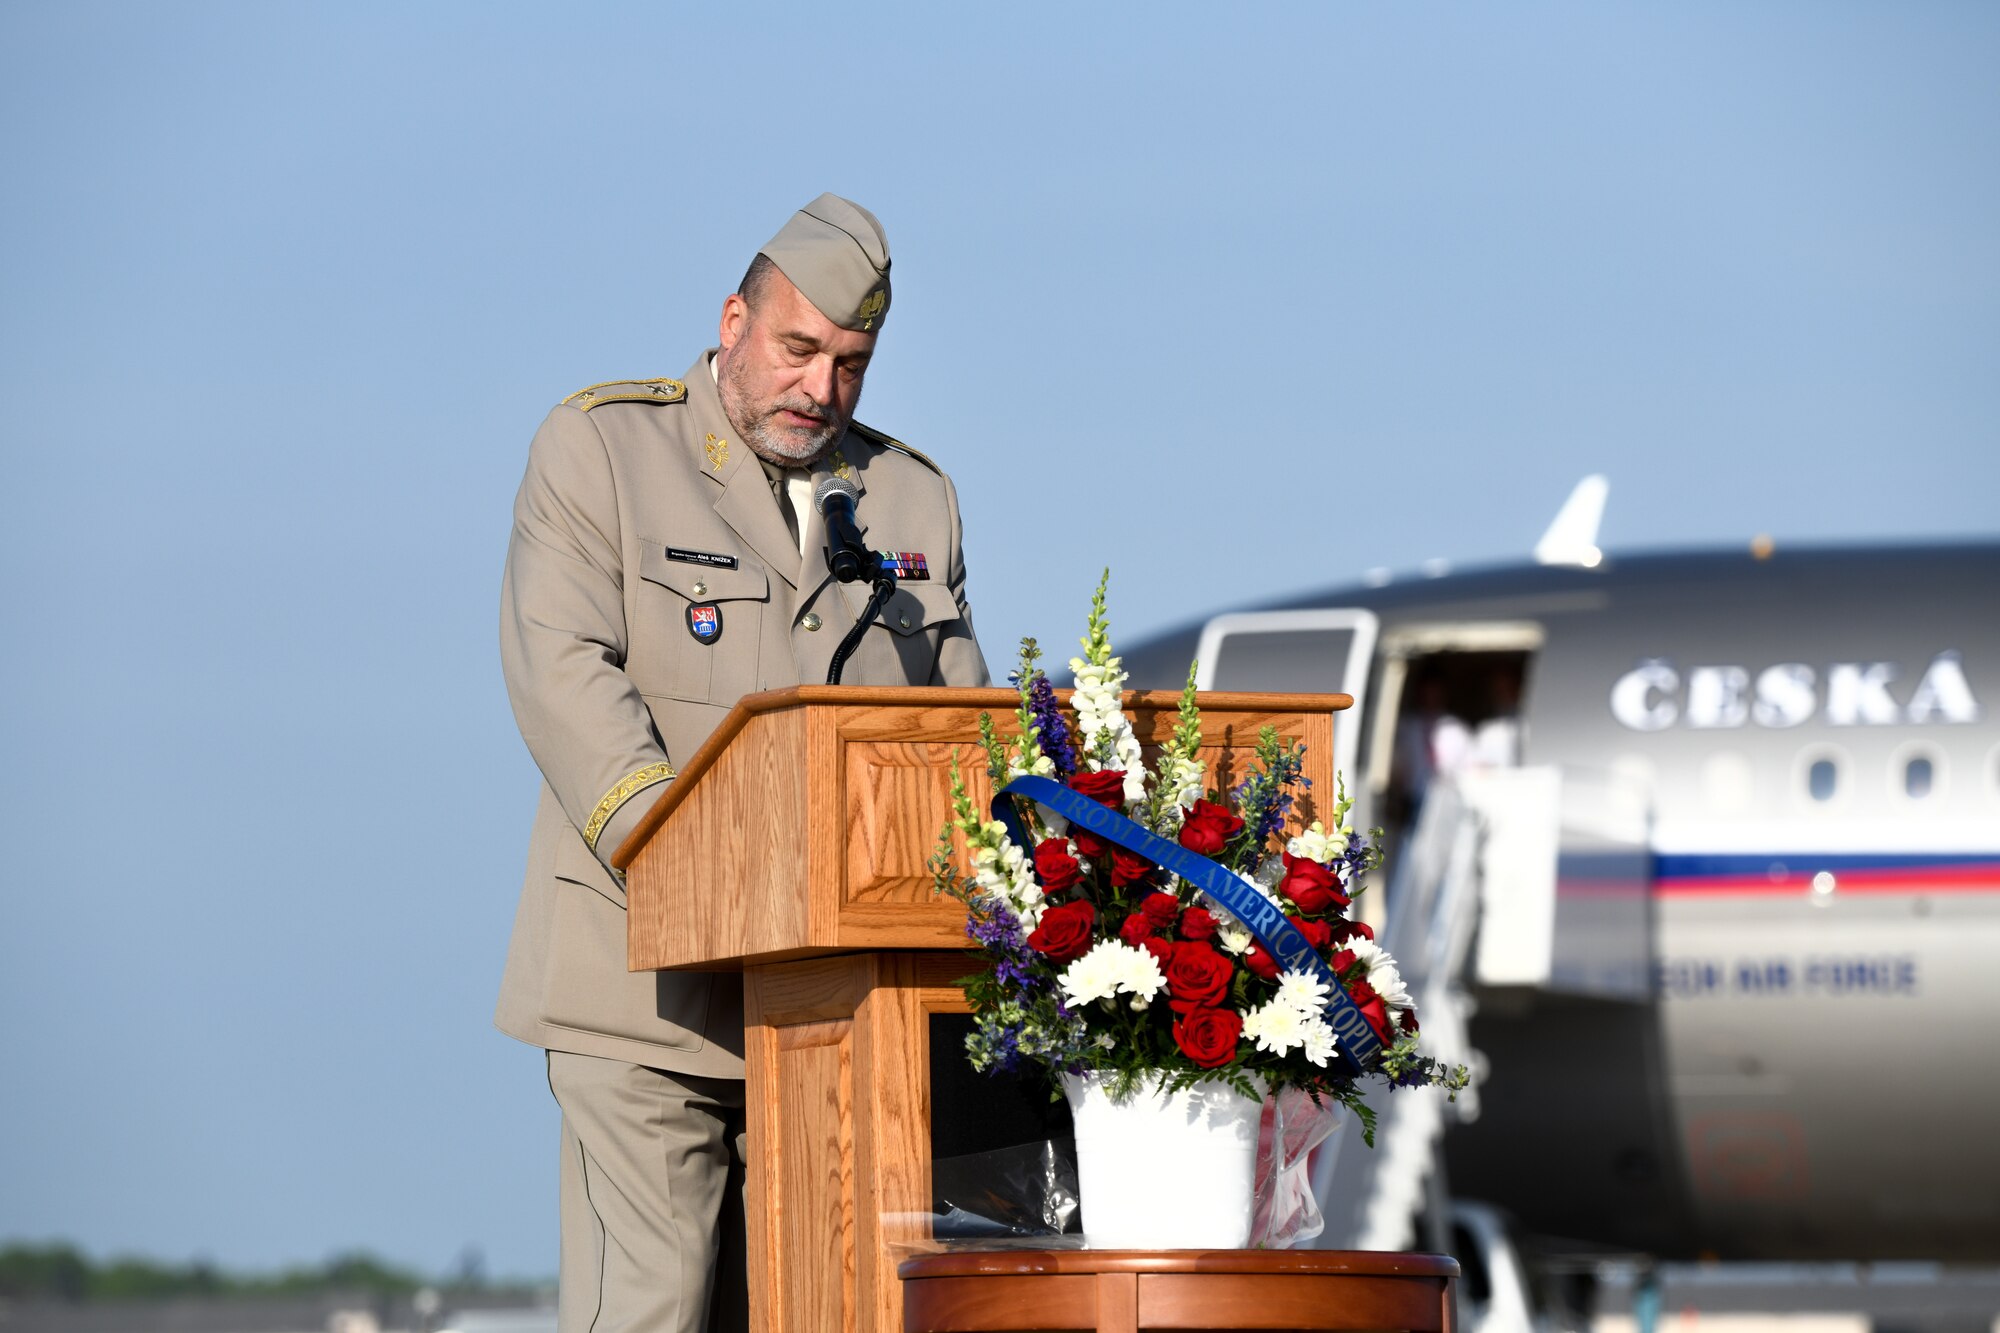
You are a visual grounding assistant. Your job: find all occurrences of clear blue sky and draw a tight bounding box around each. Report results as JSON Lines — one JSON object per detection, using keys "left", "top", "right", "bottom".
{"left": 2, "top": 1, "right": 1995, "bottom": 1279}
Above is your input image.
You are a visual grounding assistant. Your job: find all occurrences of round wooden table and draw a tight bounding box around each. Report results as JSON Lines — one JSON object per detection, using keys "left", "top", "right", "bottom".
{"left": 898, "top": 1249, "right": 1461, "bottom": 1333}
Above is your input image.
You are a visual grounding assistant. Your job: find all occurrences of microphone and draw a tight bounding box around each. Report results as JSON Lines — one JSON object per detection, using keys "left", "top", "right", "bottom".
{"left": 813, "top": 475, "right": 876, "bottom": 583}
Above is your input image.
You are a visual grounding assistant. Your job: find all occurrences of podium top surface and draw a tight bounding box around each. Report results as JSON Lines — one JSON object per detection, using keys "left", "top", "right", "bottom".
{"left": 611, "top": 685, "right": 1351, "bottom": 871}
{"left": 896, "top": 1250, "right": 1460, "bottom": 1279}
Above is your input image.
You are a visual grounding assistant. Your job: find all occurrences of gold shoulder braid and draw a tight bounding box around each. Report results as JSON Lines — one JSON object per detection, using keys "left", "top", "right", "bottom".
{"left": 849, "top": 420, "right": 940, "bottom": 474}
{"left": 562, "top": 378, "right": 688, "bottom": 412}
{"left": 582, "top": 761, "right": 677, "bottom": 849}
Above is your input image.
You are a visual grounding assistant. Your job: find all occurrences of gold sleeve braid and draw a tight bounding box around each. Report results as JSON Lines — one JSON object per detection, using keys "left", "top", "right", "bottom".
{"left": 582, "top": 762, "right": 677, "bottom": 850}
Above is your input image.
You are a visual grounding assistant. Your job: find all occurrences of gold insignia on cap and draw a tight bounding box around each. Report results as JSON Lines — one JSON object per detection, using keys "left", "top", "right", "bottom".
{"left": 705, "top": 433, "right": 730, "bottom": 471}
{"left": 858, "top": 288, "right": 886, "bottom": 330}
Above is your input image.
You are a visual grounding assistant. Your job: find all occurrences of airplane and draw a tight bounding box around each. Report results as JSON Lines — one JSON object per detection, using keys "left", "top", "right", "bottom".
{"left": 1115, "top": 480, "right": 2000, "bottom": 1277}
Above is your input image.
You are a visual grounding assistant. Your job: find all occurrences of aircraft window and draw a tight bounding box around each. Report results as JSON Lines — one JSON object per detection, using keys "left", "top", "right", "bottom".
{"left": 1904, "top": 756, "right": 1934, "bottom": 800}
{"left": 1807, "top": 758, "right": 1838, "bottom": 803}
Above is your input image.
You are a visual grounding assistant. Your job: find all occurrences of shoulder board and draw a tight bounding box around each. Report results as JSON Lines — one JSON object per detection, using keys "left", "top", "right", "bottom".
{"left": 561, "top": 377, "right": 687, "bottom": 411}
{"left": 849, "top": 420, "right": 940, "bottom": 474}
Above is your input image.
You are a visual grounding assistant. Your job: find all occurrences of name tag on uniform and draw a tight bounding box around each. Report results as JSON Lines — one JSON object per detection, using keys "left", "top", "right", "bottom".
{"left": 666, "top": 546, "right": 739, "bottom": 569}
{"left": 686, "top": 603, "right": 723, "bottom": 643}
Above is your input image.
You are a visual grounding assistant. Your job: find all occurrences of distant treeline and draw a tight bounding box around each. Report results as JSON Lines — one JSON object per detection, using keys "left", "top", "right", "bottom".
{"left": 0, "top": 1244, "right": 456, "bottom": 1302}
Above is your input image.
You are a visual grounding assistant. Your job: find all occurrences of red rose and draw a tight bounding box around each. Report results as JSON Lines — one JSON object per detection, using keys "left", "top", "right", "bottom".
{"left": 1140, "top": 892, "right": 1181, "bottom": 928}
{"left": 1278, "top": 852, "right": 1349, "bottom": 914}
{"left": 1329, "top": 919, "right": 1373, "bottom": 946}
{"left": 1109, "top": 846, "right": 1156, "bottom": 887}
{"left": 1164, "top": 941, "right": 1234, "bottom": 1014}
{"left": 1117, "top": 912, "right": 1155, "bottom": 948}
{"left": 1026, "top": 900, "right": 1096, "bottom": 965}
{"left": 1068, "top": 770, "right": 1127, "bottom": 808}
{"left": 1241, "top": 945, "right": 1281, "bottom": 981}
{"left": 1176, "top": 799, "right": 1243, "bottom": 856}
{"left": 1179, "top": 906, "right": 1219, "bottom": 941}
{"left": 1073, "top": 829, "right": 1110, "bottom": 859}
{"left": 1397, "top": 1008, "right": 1420, "bottom": 1036}
{"left": 1172, "top": 1005, "right": 1244, "bottom": 1068}
{"left": 1347, "top": 978, "right": 1393, "bottom": 1043}
{"left": 1330, "top": 948, "right": 1358, "bottom": 977}
{"left": 1141, "top": 936, "right": 1173, "bottom": 966}
{"left": 1289, "top": 914, "right": 1333, "bottom": 953}
{"left": 1034, "top": 839, "right": 1082, "bottom": 896}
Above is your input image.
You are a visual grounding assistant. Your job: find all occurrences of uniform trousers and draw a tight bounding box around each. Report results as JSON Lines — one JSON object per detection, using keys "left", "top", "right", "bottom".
{"left": 547, "top": 1052, "right": 749, "bottom": 1333}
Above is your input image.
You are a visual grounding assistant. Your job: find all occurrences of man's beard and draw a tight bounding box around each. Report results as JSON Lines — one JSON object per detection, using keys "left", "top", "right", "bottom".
{"left": 718, "top": 364, "right": 844, "bottom": 464}
{"left": 743, "top": 397, "right": 842, "bottom": 463}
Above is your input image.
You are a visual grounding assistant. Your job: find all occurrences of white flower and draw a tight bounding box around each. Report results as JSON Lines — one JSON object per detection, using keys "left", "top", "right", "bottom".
{"left": 1059, "top": 940, "right": 1167, "bottom": 1010}
{"left": 1008, "top": 753, "right": 1056, "bottom": 780}
{"left": 1345, "top": 937, "right": 1413, "bottom": 1010}
{"left": 1094, "top": 1032, "right": 1116, "bottom": 1050}
{"left": 1070, "top": 654, "right": 1145, "bottom": 802}
{"left": 1274, "top": 969, "right": 1332, "bottom": 1017}
{"left": 1372, "top": 961, "right": 1412, "bottom": 1011}
{"left": 1151, "top": 756, "right": 1206, "bottom": 831}
{"left": 1300, "top": 1016, "right": 1339, "bottom": 1067}
{"left": 1242, "top": 998, "right": 1308, "bottom": 1056}
{"left": 1059, "top": 944, "right": 1123, "bottom": 1007}
{"left": 1209, "top": 903, "right": 1254, "bottom": 956}
{"left": 1287, "top": 819, "right": 1350, "bottom": 864}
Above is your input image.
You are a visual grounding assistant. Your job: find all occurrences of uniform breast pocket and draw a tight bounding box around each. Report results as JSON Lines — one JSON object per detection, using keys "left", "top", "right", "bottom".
{"left": 629, "top": 542, "right": 768, "bottom": 704}
{"left": 862, "top": 582, "right": 966, "bottom": 682}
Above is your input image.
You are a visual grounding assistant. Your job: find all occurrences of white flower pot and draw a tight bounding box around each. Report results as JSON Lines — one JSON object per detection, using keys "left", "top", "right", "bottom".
{"left": 1061, "top": 1069, "right": 1265, "bottom": 1249}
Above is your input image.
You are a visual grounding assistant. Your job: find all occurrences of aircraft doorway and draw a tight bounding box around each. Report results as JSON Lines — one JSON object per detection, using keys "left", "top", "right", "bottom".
{"left": 1368, "top": 625, "right": 1542, "bottom": 845}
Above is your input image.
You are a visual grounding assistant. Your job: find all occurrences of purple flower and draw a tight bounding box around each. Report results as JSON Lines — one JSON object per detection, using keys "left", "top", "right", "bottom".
{"left": 1342, "top": 831, "right": 1373, "bottom": 878}
{"left": 1026, "top": 674, "right": 1078, "bottom": 779}
{"left": 965, "top": 898, "right": 1044, "bottom": 994}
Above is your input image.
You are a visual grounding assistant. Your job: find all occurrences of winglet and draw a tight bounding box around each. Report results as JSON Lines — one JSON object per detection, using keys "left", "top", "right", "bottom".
{"left": 1534, "top": 474, "right": 1608, "bottom": 567}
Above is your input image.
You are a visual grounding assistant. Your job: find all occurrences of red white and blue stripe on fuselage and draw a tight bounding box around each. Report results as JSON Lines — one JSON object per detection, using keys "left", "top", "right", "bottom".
{"left": 1653, "top": 852, "right": 2000, "bottom": 896}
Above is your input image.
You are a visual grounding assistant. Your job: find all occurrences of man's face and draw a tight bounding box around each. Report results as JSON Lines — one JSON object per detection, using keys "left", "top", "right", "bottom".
{"left": 714, "top": 269, "right": 876, "bottom": 465}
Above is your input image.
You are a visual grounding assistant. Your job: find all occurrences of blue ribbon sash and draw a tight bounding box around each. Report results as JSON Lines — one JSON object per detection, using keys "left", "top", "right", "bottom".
{"left": 993, "top": 774, "right": 1384, "bottom": 1076}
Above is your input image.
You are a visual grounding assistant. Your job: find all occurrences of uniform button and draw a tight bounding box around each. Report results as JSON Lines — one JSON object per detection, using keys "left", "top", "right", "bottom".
{"left": 803, "top": 613, "right": 822, "bottom": 632}
{"left": 898, "top": 612, "right": 911, "bottom": 629}
{"left": 692, "top": 580, "right": 707, "bottom": 597}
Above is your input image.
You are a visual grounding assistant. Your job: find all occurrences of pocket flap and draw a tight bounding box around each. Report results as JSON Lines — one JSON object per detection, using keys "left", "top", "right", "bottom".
{"left": 877, "top": 583, "right": 963, "bottom": 637}
{"left": 638, "top": 544, "right": 770, "bottom": 602}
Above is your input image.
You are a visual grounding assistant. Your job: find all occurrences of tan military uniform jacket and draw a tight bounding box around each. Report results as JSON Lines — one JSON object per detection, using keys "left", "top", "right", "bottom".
{"left": 496, "top": 351, "right": 989, "bottom": 1075}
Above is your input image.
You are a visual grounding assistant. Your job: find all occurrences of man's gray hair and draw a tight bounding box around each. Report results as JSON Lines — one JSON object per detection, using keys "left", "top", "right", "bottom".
{"left": 737, "top": 253, "right": 781, "bottom": 312}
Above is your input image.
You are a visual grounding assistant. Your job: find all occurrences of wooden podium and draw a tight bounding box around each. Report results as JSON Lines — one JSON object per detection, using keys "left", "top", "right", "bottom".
{"left": 612, "top": 686, "right": 1349, "bottom": 1333}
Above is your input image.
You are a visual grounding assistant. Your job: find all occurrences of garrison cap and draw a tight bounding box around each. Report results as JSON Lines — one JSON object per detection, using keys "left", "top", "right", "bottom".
{"left": 758, "top": 193, "right": 892, "bottom": 332}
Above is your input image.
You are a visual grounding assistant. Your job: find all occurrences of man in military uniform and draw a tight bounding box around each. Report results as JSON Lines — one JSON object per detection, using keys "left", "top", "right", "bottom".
{"left": 496, "top": 194, "right": 988, "bottom": 1333}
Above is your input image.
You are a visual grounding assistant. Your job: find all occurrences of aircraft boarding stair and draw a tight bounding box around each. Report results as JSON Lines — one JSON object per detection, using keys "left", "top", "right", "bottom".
{"left": 1308, "top": 766, "right": 1652, "bottom": 1251}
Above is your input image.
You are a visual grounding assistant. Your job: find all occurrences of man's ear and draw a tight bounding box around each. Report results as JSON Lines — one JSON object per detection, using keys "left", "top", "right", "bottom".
{"left": 718, "top": 292, "right": 750, "bottom": 350}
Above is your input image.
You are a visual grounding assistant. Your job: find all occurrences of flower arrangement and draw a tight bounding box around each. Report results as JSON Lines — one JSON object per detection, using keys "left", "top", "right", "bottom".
{"left": 931, "top": 573, "right": 1467, "bottom": 1142}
